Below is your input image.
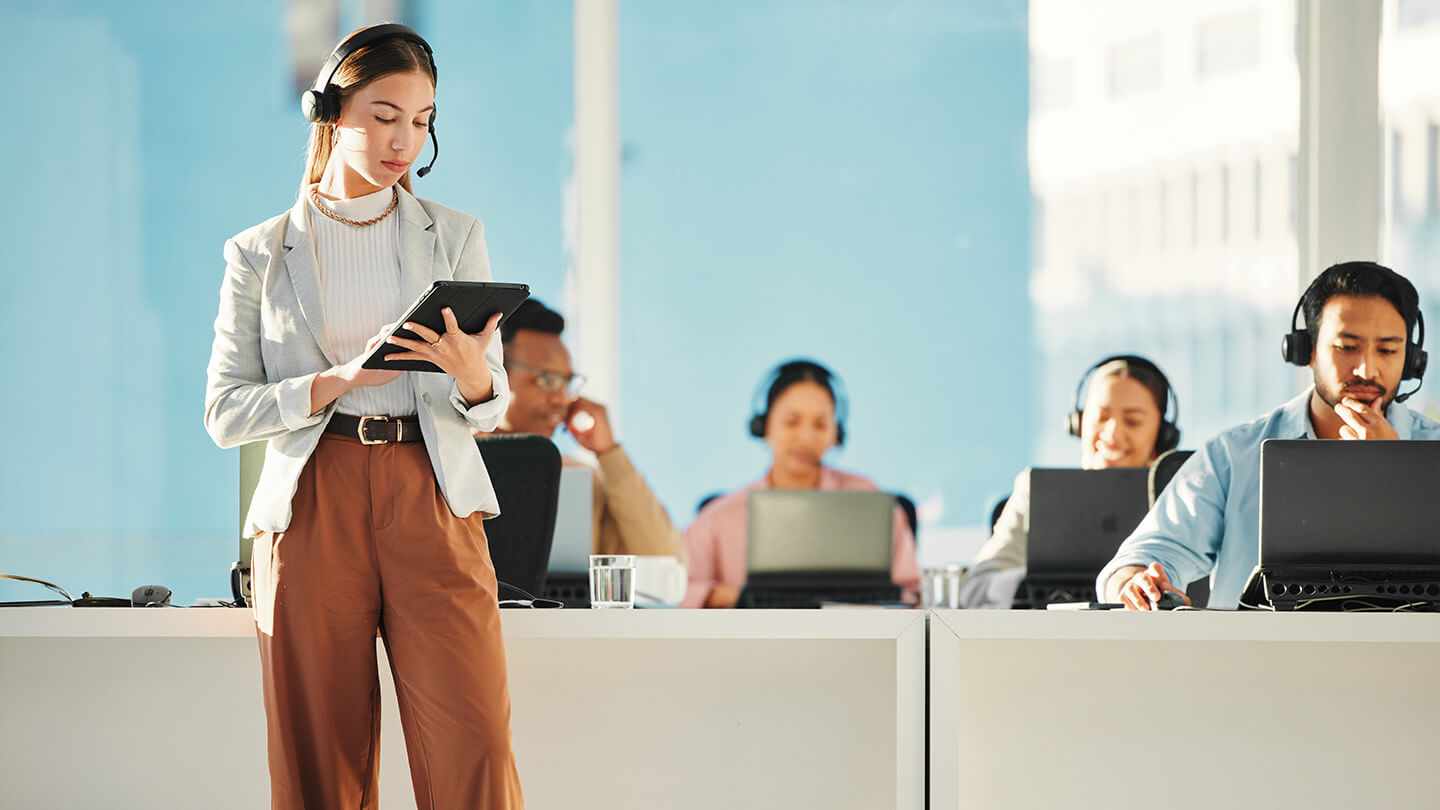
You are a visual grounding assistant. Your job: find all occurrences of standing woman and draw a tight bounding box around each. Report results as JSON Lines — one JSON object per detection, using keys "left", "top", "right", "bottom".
{"left": 204, "top": 24, "right": 523, "bottom": 809}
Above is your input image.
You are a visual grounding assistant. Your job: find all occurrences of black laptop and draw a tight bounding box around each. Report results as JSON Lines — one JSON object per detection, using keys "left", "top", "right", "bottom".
{"left": 1022, "top": 468, "right": 1151, "bottom": 607}
{"left": 1242, "top": 439, "right": 1440, "bottom": 610}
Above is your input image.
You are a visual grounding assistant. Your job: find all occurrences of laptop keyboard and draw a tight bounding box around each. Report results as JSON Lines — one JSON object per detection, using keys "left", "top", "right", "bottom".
{"left": 738, "top": 586, "right": 902, "bottom": 609}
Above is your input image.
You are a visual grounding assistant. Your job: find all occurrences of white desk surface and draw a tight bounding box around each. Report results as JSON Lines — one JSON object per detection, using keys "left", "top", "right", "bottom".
{"left": 929, "top": 609, "right": 1440, "bottom": 810}
{"left": 930, "top": 606, "right": 1440, "bottom": 642}
{"left": 0, "top": 604, "right": 926, "bottom": 639}
{"left": 0, "top": 607, "right": 925, "bottom": 810}
{"left": 8, "top": 604, "right": 1436, "bottom": 642}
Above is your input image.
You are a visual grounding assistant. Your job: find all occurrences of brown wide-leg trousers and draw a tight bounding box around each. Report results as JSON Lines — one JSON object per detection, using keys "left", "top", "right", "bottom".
{"left": 251, "top": 432, "right": 524, "bottom": 809}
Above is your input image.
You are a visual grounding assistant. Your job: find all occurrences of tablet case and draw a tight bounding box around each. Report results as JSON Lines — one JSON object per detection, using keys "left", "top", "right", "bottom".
{"left": 361, "top": 281, "right": 531, "bottom": 373}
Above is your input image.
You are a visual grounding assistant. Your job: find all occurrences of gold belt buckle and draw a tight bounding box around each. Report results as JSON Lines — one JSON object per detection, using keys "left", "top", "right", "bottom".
{"left": 357, "top": 415, "right": 390, "bottom": 445}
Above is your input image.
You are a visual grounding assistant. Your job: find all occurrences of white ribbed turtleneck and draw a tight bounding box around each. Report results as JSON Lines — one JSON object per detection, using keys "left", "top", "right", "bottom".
{"left": 307, "top": 183, "right": 416, "bottom": 417}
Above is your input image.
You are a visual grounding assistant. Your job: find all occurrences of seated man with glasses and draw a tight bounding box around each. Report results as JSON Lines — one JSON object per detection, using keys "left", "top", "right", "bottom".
{"left": 482, "top": 299, "right": 683, "bottom": 559}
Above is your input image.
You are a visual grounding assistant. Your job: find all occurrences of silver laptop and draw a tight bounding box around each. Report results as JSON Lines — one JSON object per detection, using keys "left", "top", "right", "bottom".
{"left": 546, "top": 466, "right": 595, "bottom": 574}
{"left": 746, "top": 490, "right": 894, "bottom": 574}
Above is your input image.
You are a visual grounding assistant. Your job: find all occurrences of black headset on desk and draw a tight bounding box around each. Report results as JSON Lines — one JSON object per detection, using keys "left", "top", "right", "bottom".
{"left": 301, "top": 23, "right": 441, "bottom": 178}
{"left": 1065, "top": 354, "right": 1181, "bottom": 454}
{"left": 1280, "top": 261, "right": 1428, "bottom": 402}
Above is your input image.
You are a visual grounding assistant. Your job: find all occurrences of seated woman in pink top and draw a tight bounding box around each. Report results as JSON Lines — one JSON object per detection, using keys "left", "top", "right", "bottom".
{"left": 683, "top": 360, "right": 920, "bottom": 608}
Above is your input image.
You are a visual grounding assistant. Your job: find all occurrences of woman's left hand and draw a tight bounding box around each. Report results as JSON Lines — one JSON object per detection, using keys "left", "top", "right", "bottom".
{"left": 385, "top": 309, "right": 502, "bottom": 405}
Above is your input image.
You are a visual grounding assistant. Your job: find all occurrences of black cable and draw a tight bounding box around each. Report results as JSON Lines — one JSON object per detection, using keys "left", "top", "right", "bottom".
{"left": 497, "top": 580, "right": 565, "bottom": 609}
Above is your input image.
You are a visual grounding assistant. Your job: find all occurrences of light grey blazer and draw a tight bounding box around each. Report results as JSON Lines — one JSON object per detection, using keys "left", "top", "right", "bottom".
{"left": 205, "top": 187, "right": 511, "bottom": 537}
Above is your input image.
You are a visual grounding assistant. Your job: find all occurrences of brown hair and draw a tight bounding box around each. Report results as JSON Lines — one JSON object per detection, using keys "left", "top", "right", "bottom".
{"left": 1092, "top": 358, "right": 1168, "bottom": 416}
{"left": 301, "top": 33, "right": 435, "bottom": 193}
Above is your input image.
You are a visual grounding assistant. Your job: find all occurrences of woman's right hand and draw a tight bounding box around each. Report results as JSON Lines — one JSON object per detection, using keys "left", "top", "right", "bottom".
{"left": 308, "top": 327, "right": 404, "bottom": 416}
{"left": 338, "top": 327, "right": 404, "bottom": 389}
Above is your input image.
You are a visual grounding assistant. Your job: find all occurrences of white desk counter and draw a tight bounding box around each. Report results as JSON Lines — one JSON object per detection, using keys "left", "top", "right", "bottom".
{"left": 928, "top": 609, "right": 1440, "bottom": 810}
{"left": 0, "top": 608, "right": 924, "bottom": 810}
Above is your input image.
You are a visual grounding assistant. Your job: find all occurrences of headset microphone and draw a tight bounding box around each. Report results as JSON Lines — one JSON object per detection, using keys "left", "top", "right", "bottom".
{"left": 416, "top": 126, "right": 438, "bottom": 178}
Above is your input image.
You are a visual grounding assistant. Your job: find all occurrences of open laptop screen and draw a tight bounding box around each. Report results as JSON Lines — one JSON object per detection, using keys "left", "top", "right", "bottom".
{"left": 1026, "top": 468, "right": 1150, "bottom": 578}
{"left": 1260, "top": 439, "right": 1440, "bottom": 568}
{"left": 746, "top": 490, "right": 894, "bottom": 574}
{"left": 546, "top": 466, "right": 595, "bottom": 574}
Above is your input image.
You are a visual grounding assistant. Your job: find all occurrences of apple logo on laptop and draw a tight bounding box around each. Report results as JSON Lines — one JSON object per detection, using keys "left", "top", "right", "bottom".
{"left": 1100, "top": 514, "right": 1118, "bottom": 533}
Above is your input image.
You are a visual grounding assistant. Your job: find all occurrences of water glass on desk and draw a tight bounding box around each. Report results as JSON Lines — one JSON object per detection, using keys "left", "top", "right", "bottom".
{"left": 589, "top": 554, "right": 636, "bottom": 609}
{"left": 920, "top": 565, "right": 965, "bottom": 609}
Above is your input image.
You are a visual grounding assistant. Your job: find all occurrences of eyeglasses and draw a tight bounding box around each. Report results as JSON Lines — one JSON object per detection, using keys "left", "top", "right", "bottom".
{"left": 507, "top": 360, "right": 586, "bottom": 394}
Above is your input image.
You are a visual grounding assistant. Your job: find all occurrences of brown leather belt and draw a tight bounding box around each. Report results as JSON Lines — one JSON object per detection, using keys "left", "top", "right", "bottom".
{"left": 326, "top": 413, "right": 423, "bottom": 444}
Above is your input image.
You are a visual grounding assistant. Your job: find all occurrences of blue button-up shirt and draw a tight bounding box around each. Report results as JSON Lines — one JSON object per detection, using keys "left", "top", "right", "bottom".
{"left": 1096, "top": 387, "right": 1440, "bottom": 608}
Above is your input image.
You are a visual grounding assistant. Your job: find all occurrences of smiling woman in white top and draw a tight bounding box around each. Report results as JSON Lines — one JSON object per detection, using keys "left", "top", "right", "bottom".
{"left": 203, "top": 24, "right": 523, "bottom": 809}
{"left": 959, "top": 355, "right": 1179, "bottom": 609}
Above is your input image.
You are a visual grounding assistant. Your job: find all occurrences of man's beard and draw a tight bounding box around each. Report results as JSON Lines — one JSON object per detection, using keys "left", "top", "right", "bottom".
{"left": 1315, "top": 374, "right": 1393, "bottom": 412}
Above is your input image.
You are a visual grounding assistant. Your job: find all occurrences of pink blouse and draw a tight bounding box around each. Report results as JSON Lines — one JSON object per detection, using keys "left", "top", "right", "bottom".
{"left": 682, "top": 467, "right": 920, "bottom": 608}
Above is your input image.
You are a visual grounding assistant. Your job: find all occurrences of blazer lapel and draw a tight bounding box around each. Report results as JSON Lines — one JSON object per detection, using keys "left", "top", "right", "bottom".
{"left": 282, "top": 197, "right": 340, "bottom": 367}
{"left": 396, "top": 189, "right": 451, "bottom": 406}
{"left": 397, "top": 187, "right": 440, "bottom": 311}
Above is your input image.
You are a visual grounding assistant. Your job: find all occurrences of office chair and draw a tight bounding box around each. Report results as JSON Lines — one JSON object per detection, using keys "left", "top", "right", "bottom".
{"left": 696, "top": 491, "right": 724, "bottom": 515}
{"left": 989, "top": 496, "right": 1010, "bottom": 533}
{"left": 1147, "top": 449, "right": 1194, "bottom": 507}
{"left": 893, "top": 493, "right": 918, "bottom": 541}
{"left": 1146, "top": 449, "right": 1207, "bottom": 608}
{"left": 475, "top": 434, "right": 562, "bottom": 600}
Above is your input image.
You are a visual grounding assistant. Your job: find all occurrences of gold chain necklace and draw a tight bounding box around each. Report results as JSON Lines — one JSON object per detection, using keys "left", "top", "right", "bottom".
{"left": 310, "top": 186, "right": 398, "bottom": 228}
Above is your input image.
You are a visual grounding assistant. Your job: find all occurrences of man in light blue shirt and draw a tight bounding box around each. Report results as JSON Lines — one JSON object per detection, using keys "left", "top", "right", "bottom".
{"left": 1097, "top": 262, "right": 1440, "bottom": 609}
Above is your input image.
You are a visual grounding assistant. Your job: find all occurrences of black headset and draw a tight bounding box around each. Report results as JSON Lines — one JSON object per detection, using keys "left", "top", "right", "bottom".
{"left": 748, "top": 360, "right": 849, "bottom": 447}
{"left": 1281, "top": 261, "right": 1428, "bottom": 402}
{"left": 301, "top": 23, "right": 440, "bottom": 178}
{"left": 1065, "top": 354, "right": 1180, "bottom": 454}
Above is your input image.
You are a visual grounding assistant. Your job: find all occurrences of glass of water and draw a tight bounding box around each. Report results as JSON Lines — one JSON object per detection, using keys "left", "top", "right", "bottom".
{"left": 920, "top": 565, "right": 965, "bottom": 610}
{"left": 589, "top": 554, "right": 637, "bottom": 609}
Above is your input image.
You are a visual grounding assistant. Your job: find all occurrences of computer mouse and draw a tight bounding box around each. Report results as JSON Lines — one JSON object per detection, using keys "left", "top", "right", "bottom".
{"left": 131, "top": 585, "right": 172, "bottom": 607}
{"left": 1151, "top": 590, "right": 1186, "bottom": 610}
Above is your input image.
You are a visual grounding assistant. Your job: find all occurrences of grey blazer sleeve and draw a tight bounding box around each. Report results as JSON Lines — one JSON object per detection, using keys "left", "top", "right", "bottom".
{"left": 204, "top": 238, "right": 325, "bottom": 450}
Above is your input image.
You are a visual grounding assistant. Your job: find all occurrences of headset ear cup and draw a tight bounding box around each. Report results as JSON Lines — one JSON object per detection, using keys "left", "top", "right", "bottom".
{"left": 322, "top": 88, "right": 341, "bottom": 123}
{"left": 303, "top": 88, "right": 341, "bottom": 124}
{"left": 749, "top": 414, "right": 767, "bottom": 439}
{"left": 301, "top": 89, "right": 325, "bottom": 123}
{"left": 1065, "top": 410, "right": 1083, "bottom": 439}
{"left": 1408, "top": 346, "right": 1428, "bottom": 380}
{"left": 1281, "top": 330, "right": 1313, "bottom": 367}
{"left": 1157, "top": 422, "right": 1180, "bottom": 454}
{"left": 835, "top": 423, "right": 845, "bottom": 447}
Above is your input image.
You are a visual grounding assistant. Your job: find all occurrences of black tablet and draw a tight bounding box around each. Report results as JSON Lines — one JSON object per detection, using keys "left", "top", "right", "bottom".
{"left": 361, "top": 280, "right": 531, "bottom": 373}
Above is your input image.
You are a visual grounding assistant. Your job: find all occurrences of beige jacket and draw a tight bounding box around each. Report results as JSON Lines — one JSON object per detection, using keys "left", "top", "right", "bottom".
{"left": 563, "top": 447, "right": 683, "bottom": 560}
